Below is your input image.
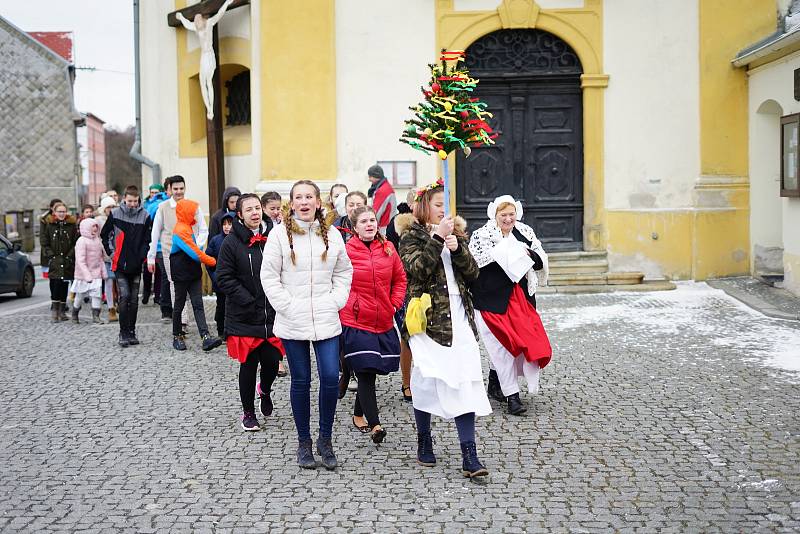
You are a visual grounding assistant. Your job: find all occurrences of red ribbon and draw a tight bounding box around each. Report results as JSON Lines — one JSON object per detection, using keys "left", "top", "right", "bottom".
{"left": 248, "top": 234, "right": 267, "bottom": 247}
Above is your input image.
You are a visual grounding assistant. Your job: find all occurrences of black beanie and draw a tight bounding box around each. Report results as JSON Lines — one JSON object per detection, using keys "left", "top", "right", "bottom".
{"left": 367, "top": 164, "right": 385, "bottom": 180}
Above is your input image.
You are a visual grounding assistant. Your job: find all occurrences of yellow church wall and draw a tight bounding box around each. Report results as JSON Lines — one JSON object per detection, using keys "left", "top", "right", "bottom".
{"left": 259, "top": 0, "right": 337, "bottom": 182}
{"left": 692, "top": 208, "right": 750, "bottom": 279}
{"left": 436, "top": 0, "right": 608, "bottom": 250}
{"left": 699, "top": 0, "right": 774, "bottom": 177}
{"left": 606, "top": 210, "right": 694, "bottom": 280}
{"left": 688, "top": 0, "right": 775, "bottom": 278}
{"left": 784, "top": 251, "right": 800, "bottom": 297}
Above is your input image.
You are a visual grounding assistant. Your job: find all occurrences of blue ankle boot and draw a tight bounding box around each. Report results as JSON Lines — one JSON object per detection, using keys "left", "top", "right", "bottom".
{"left": 416, "top": 432, "right": 436, "bottom": 467}
{"left": 460, "top": 441, "right": 488, "bottom": 478}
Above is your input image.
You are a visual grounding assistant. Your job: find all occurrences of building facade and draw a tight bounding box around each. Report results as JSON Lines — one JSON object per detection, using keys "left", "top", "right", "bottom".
{"left": 78, "top": 113, "right": 107, "bottom": 208}
{"left": 0, "top": 17, "right": 81, "bottom": 216}
{"left": 736, "top": 0, "right": 800, "bottom": 297}
{"left": 139, "top": 0, "right": 780, "bottom": 281}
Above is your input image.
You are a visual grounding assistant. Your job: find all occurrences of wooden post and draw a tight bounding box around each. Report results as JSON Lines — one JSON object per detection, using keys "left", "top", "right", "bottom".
{"left": 206, "top": 25, "right": 225, "bottom": 211}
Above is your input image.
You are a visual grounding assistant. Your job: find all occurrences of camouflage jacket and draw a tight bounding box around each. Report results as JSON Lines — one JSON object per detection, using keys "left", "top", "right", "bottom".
{"left": 396, "top": 214, "right": 480, "bottom": 347}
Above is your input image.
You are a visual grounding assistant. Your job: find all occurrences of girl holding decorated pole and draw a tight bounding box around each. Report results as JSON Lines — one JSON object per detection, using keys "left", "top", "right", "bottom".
{"left": 397, "top": 179, "right": 491, "bottom": 479}
{"left": 468, "top": 195, "right": 552, "bottom": 416}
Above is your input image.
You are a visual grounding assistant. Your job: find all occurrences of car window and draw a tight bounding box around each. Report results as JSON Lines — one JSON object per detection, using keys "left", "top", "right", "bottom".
{"left": 0, "top": 239, "right": 8, "bottom": 254}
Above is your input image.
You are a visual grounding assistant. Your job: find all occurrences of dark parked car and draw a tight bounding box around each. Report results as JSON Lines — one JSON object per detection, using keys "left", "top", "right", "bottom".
{"left": 0, "top": 234, "right": 35, "bottom": 298}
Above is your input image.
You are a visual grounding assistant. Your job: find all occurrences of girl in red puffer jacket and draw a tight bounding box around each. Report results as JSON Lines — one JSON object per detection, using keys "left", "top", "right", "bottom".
{"left": 339, "top": 206, "right": 407, "bottom": 445}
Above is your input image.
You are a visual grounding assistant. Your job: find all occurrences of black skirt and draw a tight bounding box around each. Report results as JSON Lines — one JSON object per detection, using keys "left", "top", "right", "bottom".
{"left": 341, "top": 325, "right": 400, "bottom": 375}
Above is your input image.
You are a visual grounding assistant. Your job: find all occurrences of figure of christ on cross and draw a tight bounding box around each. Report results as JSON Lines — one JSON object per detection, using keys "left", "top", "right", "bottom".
{"left": 167, "top": 0, "right": 248, "bottom": 211}
{"left": 175, "top": 0, "right": 234, "bottom": 119}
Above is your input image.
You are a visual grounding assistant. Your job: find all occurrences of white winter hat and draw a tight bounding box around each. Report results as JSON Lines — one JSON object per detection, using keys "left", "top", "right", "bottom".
{"left": 100, "top": 196, "right": 117, "bottom": 210}
{"left": 487, "top": 195, "right": 523, "bottom": 221}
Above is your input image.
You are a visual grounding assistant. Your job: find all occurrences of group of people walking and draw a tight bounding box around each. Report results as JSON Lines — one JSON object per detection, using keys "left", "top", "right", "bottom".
{"left": 39, "top": 164, "right": 552, "bottom": 479}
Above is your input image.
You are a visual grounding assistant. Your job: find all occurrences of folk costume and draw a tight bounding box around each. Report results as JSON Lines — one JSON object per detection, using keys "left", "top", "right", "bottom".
{"left": 468, "top": 195, "right": 552, "bottom": 415}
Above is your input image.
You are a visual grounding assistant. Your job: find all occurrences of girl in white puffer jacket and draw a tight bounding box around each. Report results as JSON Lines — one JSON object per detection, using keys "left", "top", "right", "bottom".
{"left": 260, "top": 180, "right": 353, "bottom": 471}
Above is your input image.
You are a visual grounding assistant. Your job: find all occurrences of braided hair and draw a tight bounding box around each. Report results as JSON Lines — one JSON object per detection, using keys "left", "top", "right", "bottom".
{"left": 285, "top": 180, "right": 333, "bottom": 265}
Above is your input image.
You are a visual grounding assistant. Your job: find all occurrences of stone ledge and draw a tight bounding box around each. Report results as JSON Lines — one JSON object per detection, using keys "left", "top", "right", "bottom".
{"left": 538, "top": 280, "right": 676, "bottom": 295}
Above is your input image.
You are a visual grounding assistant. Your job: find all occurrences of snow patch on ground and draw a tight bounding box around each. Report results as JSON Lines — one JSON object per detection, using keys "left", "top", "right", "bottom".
{"left": 542, "top": 282, "right": 800, "bottom": 379}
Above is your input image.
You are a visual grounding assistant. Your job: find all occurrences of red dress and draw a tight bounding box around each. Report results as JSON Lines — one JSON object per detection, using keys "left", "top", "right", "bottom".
{"left": 479, "top": 284, "right": 551, "bottom": 368}
{"left": 227, "top": 336, "right": 285, "bottom": 364}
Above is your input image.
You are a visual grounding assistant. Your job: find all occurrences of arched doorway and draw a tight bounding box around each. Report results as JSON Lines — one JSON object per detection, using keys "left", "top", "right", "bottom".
{"left": 456, "top": 29, "right": 584, "bottom": 251}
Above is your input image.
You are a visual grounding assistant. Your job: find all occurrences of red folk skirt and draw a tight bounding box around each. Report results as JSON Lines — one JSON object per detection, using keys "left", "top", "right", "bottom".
{"left": 227, "top": 336, "right": 285, "bottom": 364}
{"left": 479, "top": 284, "right": 552, "bottom": 368}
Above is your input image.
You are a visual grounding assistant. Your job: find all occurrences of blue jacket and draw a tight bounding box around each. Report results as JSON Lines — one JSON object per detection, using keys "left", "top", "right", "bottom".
{"left": 205, "top": 231, "right": 226, "bottom": 292}
{"left": 144, "top": 192, "right": 169, "bottom": 254}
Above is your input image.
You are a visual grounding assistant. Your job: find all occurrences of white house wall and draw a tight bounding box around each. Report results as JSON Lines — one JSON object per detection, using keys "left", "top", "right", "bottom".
{"left": 603, "top": 0, "right": 700, "bottom": 211}
{"left": 335, "top": 0, "right": 437, "bottom": 197}
{"left": 748, "top": 52, "right": 800, "bottom": 295}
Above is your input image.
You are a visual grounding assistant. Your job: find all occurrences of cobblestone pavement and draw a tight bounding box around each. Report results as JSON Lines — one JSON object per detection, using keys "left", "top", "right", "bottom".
{"left": 1, "top": 283, "right": 799, "bottom": 533}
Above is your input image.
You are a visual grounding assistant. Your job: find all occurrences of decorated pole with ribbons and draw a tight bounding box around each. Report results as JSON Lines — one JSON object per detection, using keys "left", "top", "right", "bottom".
{"left": 400, "top": 49, "right": 498, "bottom": 214}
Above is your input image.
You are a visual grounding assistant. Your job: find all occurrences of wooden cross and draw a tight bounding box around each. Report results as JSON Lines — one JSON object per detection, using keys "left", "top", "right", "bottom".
{"left": 167, "top": 0, "right": 249, "bottom": 211}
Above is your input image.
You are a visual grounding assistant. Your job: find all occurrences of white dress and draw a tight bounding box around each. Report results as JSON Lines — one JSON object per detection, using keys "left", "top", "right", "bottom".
{"left": 69, "top": 278, "right": 103, "bottom": 298}
{"left": 409, "top": 248, "right": 492, "bottom": 419}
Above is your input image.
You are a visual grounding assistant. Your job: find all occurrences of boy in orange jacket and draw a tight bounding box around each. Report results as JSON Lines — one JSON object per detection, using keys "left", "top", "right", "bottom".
{"left": 170, "top": 199, "right": 222, "bottom": 352}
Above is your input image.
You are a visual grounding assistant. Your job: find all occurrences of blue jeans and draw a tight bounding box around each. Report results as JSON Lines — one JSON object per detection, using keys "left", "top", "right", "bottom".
{"left": 282, "top": 337, "right": 340, "bottom": 441}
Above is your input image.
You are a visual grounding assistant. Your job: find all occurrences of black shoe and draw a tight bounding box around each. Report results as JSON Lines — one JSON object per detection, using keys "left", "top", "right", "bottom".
{"left": 337, "top": 372, "right": 350, "bottom": 400}
{"left": 201, "top": 334, "right": 222, "bottom": 352}
{"left": 401, "top": 385, "right": 413, "bottom": 402}
{"left": 141, "top": 292, "right": 150, "bottom": 305}
{"left": 256, "top": 382, "right": 273, "bottom": 417}
{"left": 487, "top": 369, "right": 505, "bottom": 403}
{"left": 118, "top": 333, "right": 130, "bottom": 348}
{"left": 416, "top": 432, "right": 436, "bottom": 467}
{"left": 173, "top": 335, "right": 187, "bottom": 351}
{"left": 371, "top": 426, "right": 387, "bottom": 445}
{"left": 127, "top": 331, "right": 140, "bottom": 346}
{"left": 506, "top": 393, "right": 527, "bottom": 416}
{"left": 240, "top": 410, "right": 261, "bottom": 431}
{"left": 297, "top": 440, "right": 317, "bottom": 469}
{"left": 460, "top": 441, "right": 489, "bottom": 478}
{"left": 315, "top": 437, "right": 338, "bottom": 470}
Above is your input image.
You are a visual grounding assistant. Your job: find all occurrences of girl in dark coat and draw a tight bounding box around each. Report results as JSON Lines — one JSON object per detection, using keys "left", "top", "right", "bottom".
{"left": 40, "top": 201, "right": 78, "bottom": 322}
{"left": 215, "top": 194, "right": 283, "bottom": 432}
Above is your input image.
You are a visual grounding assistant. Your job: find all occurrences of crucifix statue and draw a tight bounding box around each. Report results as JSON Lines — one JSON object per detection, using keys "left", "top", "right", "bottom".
{"left": 176, "top": 0, "right": 233, "bottom": 119}
{"left": 167, "top": 0, "right": 249, "bottom": 211}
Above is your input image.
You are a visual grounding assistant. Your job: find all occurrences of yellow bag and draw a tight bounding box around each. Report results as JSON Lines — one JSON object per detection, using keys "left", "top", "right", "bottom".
{"left": 405, "top": 293, "right": 432, "bottom": 336}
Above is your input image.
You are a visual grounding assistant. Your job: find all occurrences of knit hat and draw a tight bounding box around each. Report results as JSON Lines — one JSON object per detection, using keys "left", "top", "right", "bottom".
{"left": 367, "top": 164, "right": 385, "bottom": 180}
{"left": 100, "top": 196, "right": 117, "bottom": 211}
{"left": 149, "top": 183, "right": 164, "bottom": 192}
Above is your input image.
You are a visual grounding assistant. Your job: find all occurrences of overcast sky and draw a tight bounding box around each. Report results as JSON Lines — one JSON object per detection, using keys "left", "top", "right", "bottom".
{"left": 3, "top": 0, "right": 136, "bottom": 129}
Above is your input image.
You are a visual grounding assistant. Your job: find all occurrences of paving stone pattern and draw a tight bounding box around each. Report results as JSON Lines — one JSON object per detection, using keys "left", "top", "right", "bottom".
{"left": 1, "top": 283, "right": 798, "bottom": 533}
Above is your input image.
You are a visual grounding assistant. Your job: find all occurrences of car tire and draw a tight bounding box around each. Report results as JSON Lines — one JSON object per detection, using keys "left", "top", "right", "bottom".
{"left": 16, "top": 268, "right": 34, "bottom": 298}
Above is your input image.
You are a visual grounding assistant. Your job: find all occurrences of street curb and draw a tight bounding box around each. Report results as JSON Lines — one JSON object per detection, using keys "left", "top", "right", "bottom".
{"left": 706, "top": 280, "right": 800, "bottom": 321}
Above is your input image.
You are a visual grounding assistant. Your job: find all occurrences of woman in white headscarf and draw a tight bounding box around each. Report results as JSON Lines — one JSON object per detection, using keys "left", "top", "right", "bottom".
{"left": 468, "top": 195, "right": 552, "bottom": 415}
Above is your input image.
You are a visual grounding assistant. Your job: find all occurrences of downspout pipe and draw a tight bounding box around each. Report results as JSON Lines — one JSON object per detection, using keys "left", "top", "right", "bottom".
{"left": 130, "top": 0, "right": 162, "bottom": 184}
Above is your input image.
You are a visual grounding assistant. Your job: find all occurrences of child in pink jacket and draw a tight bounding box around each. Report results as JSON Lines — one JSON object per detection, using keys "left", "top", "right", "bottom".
{"left": 70, "top": 218, "right": 108, "bottom": 324}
